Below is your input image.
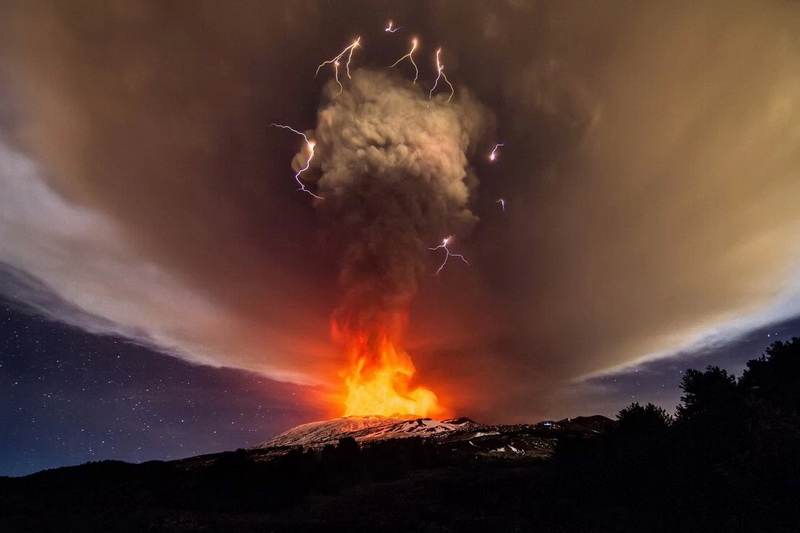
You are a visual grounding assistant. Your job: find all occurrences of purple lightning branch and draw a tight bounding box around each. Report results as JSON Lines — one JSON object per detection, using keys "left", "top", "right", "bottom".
{"left": 384, "top": 20, "right": 401, "bottom": 33}
{"left": 429, "top": 236, "right": 469, "bottom": 277}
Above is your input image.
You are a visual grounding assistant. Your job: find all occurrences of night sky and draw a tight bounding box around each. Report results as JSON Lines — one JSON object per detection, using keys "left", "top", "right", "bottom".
{"left": 2, "top": 1, "right": 800, "bottom": 476}
{"left": 0, "top": 296, "right": 325, "bottom": 477}
{"left": 3, "top": 292, "right": 798, "bottom": 477}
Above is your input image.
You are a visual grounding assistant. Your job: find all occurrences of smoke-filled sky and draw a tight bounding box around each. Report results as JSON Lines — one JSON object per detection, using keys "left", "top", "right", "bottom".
{"left": 2, "top": 1, "right": 800, "bottom": 472}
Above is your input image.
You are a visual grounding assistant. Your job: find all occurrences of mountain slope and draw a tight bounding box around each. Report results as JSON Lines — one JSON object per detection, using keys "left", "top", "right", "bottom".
{"left": 253, "top": 415, "right": 480, "bottom": 449}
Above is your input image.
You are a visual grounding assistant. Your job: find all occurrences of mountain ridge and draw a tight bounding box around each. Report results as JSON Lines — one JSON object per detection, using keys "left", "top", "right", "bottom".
{"left": 252, "top": 415, "right": 483, "bottom": 449}
{"left": 251, "top": 414, "right": 613, "bottom": 455}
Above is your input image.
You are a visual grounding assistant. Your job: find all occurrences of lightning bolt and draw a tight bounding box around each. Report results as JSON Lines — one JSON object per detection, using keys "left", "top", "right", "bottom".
{"left": 385, "top": 20, "right": 401, "bottom": 33}
{"left": 316, "top": 38, "right": 361, "bottom": 81}
{"left": 489, "top": 143, "right": 505, "bottom": 162}
{"left": 428, "top": 236, "right": 469, "bottom": 277}
{"left": 497, "top": 198, "right": 506, "bottom": 211}
{"left": 270, "top": 123, "right": 323, "bottom": 200}
{"left": 333, "top": 61, "right": 343, "bottom": 98}
{"left": 390, "top": 37, "right": 419, "bottom": 83}
{"left": 428, "top": 48, "right": 455, "bottom": 102}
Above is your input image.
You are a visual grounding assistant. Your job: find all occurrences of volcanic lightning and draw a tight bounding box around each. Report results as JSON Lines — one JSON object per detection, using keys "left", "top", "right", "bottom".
{"left": 489, "top": 143, "right": 505, "bottom": 162}
{"left": 428, "top": 48, "right": 455, "bottom": 102}
{"left": 270, "top": 123, "right": 322, "bottom": 200}
{"left": 384, "top": 20, "right": 400, "bottom": 33}
{"left": 332, "top": 62, "right": 344, "bottom": 97}
{"left": 316, "top": 38, "right": 361, "bottom": 80}
{"left": 429, "top": 236, "right": 469, "bottom": 277}
{"left": 497, "top": 198, "right": 506, "bottom": 211}
{"left": 389, "top": 37, "right": 419, "bottom": 83}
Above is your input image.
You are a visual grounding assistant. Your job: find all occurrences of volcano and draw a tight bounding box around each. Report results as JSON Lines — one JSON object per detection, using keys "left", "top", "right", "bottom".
{"left": 250, "top": 414, "right": 614, "bottom": 461}
{"left": 0, "top": 413, "right": 616, "bottom": 531}
{"left": 253, "top": 415, "right": 481, "bottom": 449}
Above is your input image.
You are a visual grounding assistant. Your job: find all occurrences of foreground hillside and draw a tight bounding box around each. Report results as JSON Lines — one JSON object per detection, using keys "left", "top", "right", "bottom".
{"left": 0, "top": 402, "right": 797, "bottom": 532}
{"left": 0, "top": 415, "right": 615, "bottom": 532}
{"left": 2, "top": 338, "right": 799, "bottom": 532}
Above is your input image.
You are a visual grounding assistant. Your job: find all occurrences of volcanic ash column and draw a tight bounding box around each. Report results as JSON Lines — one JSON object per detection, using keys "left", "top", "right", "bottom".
{"left": 293, "top": 69, "right": 490, "bottom": 417}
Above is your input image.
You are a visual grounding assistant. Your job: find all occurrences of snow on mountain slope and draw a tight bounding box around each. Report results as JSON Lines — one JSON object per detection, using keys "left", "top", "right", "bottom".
{"left": 253, "top": 415, "right": 480, "bottom": 449}
{"left": 253, "top": 415, "right": 414, "bottom": 448}
{"left": 349, "top": 417, "right": 479, "bottom": 441}
{"left": 250, "top": 414, "right": 614, "bottom": 461}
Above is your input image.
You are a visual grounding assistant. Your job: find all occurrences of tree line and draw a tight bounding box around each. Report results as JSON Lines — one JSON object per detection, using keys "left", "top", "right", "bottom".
{"left": 550, "top": 337, "right": 800, "bottom": 531}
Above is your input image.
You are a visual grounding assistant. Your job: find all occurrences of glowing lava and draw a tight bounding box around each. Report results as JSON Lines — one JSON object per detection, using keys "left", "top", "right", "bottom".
{"left": 334, "top": 319, "right": 442, "bottom": 417}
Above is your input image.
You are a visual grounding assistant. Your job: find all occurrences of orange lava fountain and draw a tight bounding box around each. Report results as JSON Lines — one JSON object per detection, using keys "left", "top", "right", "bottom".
{"left": 333, "top": 318, "right": 443, "bottom": 417}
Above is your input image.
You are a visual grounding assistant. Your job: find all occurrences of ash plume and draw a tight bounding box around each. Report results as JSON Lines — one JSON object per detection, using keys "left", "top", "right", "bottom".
{"left": 4, "top": 0, "right": 800, "bottom": 422}
{"left": 296, "top": 69, "right": 490, "bottom": 339}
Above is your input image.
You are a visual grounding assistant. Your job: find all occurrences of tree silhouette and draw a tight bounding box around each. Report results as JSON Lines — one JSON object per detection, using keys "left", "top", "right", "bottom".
{"left": 676, "top": 366, "right": 739, "bottom": 422}
{"left": 617, "top": 402, "right": 673, "bottom": 431}
{"left": 740, "top": 337, "right": 800, "bottom": 415}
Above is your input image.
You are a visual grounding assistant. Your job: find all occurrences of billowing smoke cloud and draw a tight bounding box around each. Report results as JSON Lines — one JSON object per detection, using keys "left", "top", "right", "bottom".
{"left": 0, "top": 0, "right": 341, "bottom": 390}
{"left": 0, "top": 138, "right": 324, "bottom": 385}
{"left": 2, "top": 0, "right": 800, "bottom": 422}
{"left": 300, "top": 70, "right": 489, "bottom": 339}
{"left": 418, "top": 0, "right": 800, "bottom": 420}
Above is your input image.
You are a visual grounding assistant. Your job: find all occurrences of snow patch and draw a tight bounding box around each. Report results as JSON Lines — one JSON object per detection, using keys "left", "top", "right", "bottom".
{"left": 253, "top": 415, "right": 479, "bottom": 449}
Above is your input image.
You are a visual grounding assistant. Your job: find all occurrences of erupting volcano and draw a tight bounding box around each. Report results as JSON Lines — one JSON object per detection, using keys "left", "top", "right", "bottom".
{"left": 335, "top": 315, "right": 441, "bottom": 417}
{"left": 287, "top": 68, "right": 490, "bottom": 417}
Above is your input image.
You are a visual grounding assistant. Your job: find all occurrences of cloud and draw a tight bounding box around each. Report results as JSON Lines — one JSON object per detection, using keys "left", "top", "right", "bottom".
{"left": 417, "top": 0, "right": 800, "bottom": 419}
{"left": 1, "top": 1, "right": 799, "bottom": 420}
{"left": 0, "top": 140, "right": 321, "bottom": 383}
{"left": 307, "top": 69, "right": 489, "bottom": 331}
